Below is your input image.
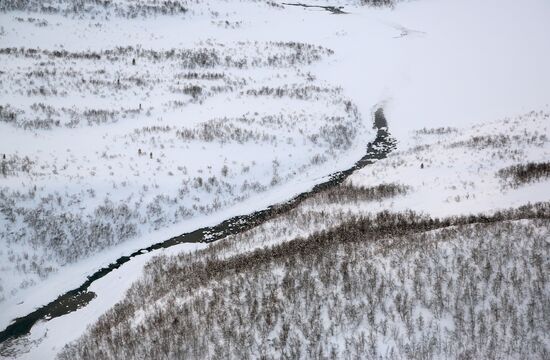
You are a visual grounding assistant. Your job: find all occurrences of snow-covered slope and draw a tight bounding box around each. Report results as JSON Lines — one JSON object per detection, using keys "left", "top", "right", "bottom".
{"left": 57, "top": 214, "right": 550, "bottom": 359}
{"left": 155, "top": 109, "right": 550, "bottom": 266}
{"left": 0, "top": 0, "right": 549, "bottom": 358}
{"left": 50, "top": 105, "right": 550, "bottom": 358}
{"left": 0, "top": 0, "right": 370, "bottom": 314}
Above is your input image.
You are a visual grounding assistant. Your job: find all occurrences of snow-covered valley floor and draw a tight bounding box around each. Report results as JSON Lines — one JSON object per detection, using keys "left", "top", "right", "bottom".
{"left": 0, "top": 0, "right": 549, "bottom": 358}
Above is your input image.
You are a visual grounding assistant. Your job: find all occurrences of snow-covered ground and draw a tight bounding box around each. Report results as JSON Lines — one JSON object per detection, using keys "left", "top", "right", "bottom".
{"left": 9, "top": 107, "right": 550, "bottom": 359}
{"left": 1, "top": 0, "right": 367, "bottom": 318}
{"left": 346, "top": 110, "right": 550, "bottom": 215}
{"left": 1, "top": 0, "right": 549, "bottom": 358}
{"left": 163, "top": 109, "right": 550, "bottom": 265}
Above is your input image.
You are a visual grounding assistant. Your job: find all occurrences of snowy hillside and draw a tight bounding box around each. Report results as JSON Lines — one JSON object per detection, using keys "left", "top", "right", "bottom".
{"left": 7, "top": 105, "right": 550, "bottom": 360}
{"left": 0, "top": 0, "right": 373, "bottom": 311}
{"left": 0, "top": 38, "right": 361, "bottom": 300}
{"left": 58, "top": 209, "right": 550, "bottom": 359}
{"left": 0, "top": 0, "right": 549, "bottom": 358}
{"left": 53, "top": 107, "right": 550, "bottom": 360}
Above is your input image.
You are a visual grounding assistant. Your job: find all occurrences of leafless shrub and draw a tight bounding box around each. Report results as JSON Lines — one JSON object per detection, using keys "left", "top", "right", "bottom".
{"left": 0, "top": 104, "right": 19, "bottom": 124}
{"left": 416, "top": 126, "right": 458, "bottom": 135}
{"left": 497, "top": 162, "right": 550, "bottom": 188}
{"left": 0, "top": 0, "right": 188, "bottom": 18}
{"left": 448, "top": 133, "right": 547, "bottom": 150}
{"left": 0, "top": 155, "right": 33, "bottom": 177}
{"left": 245, "top": 84, "right": 340, "bottom": 100}
{"left": 311, "top": 183, "right": 409, "bottom": 204}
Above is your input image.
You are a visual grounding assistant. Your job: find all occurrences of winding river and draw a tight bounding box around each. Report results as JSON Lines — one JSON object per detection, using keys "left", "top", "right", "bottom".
{"left": 0, "top": 108, "right": 395, "bottom": 347}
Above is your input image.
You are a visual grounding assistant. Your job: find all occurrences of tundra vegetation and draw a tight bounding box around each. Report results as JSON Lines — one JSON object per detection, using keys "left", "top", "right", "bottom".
{"left": 497, "top": 162, "right": 550, "bottom": 188}
{"left": 0, "top": 0, "right": 395, "bottom": 18}
{"left": 0, "top": 33, "right": 362, "bottom": 303}
{"left": 0, "top": 0, "right": 396, "bottom": 306}
{"left": 57, "top": 203, "right": 550, "bottom": 360}
{"left": 54, "top": 109, "right": 550, "bottom": 359}
{"left": 0, "top": 1, "right": 548, "bottom": 359}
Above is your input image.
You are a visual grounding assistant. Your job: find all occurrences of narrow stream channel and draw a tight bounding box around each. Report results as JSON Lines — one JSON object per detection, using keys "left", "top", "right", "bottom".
{"left": 282, "top": 2, "right": 348, "bottom": 14}
{"left": 0, "top": 108, "right": 395, "bottom": 347}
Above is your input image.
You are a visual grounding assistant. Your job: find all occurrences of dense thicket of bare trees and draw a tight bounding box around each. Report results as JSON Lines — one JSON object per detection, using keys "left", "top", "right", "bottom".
{"left": 58, "top": 203, "right": 549, "bottom": 359}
